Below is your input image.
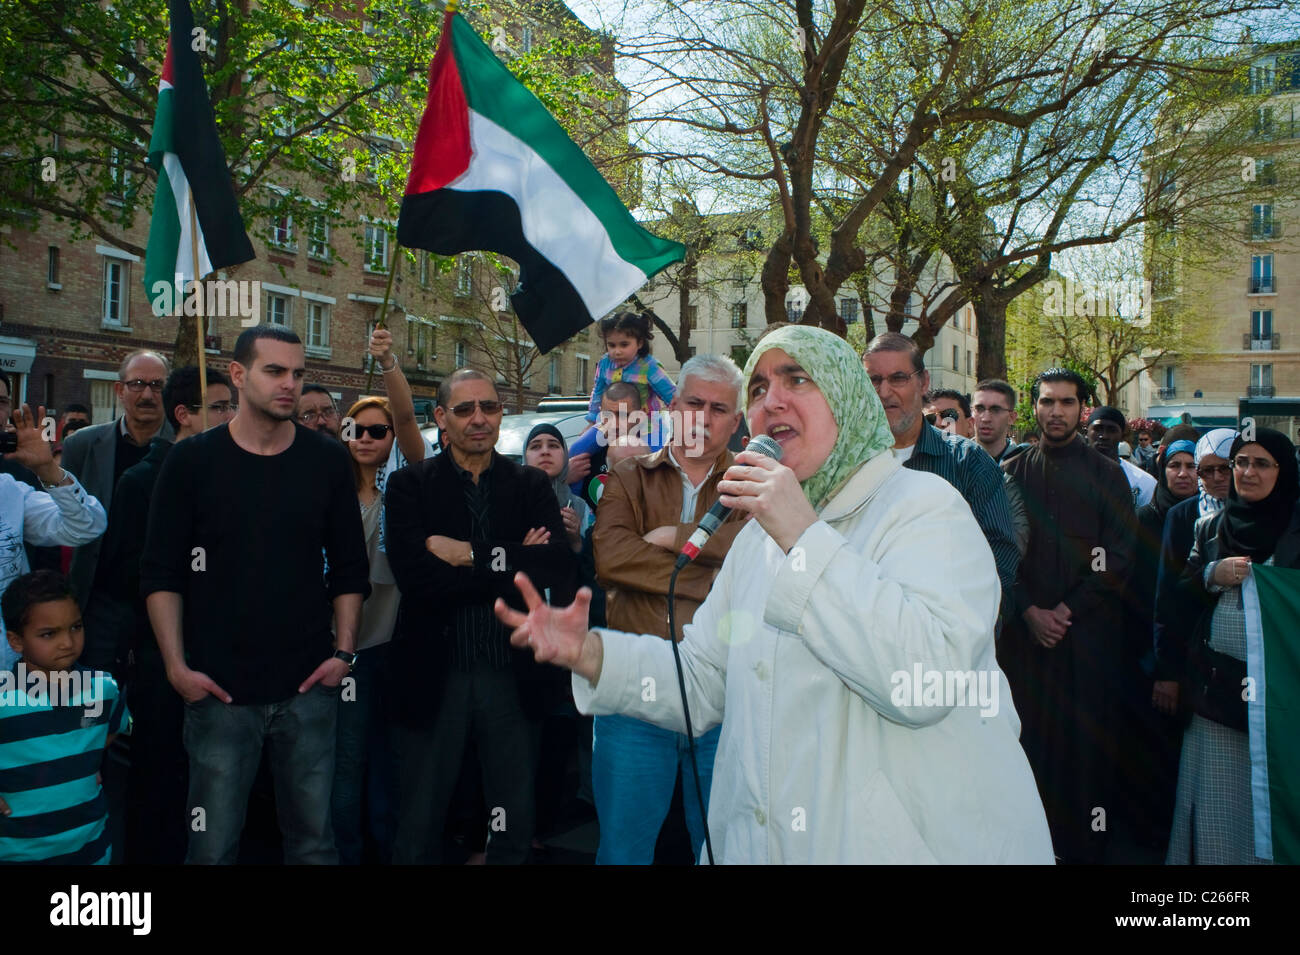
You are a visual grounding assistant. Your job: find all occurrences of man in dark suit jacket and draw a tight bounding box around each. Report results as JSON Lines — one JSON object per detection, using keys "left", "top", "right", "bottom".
{"left": 60, "top": 349, "right": 174, "bottom": 606}
{"left": 384, "top": 368, "right": 575, "bottom": 864}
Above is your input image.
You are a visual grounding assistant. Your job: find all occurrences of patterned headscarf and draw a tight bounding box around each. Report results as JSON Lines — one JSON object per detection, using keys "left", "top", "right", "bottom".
{"left": 1195, "top": 428, "right": 1238, "bottom": 518}
{"left": 742, "top": 325, "right": 895, "bottom": 512}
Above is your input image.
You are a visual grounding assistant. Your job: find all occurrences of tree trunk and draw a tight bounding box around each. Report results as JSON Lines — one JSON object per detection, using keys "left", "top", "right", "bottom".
{"left": 973, "top": 287, "right": 1008, "bottom": 382}
{"left": 173, "top": 315, "right": 199, "bottom": 370}
{"left": 760, "top": 229, "right": 793, "bottom": 325}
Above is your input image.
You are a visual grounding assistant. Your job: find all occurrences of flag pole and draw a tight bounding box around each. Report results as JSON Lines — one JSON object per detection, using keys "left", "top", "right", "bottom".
{"left": 187, "top": 192, "right": 209, "bottom": 431}
{"left": 364, "top": 241, "right": 401, "bottom": 394}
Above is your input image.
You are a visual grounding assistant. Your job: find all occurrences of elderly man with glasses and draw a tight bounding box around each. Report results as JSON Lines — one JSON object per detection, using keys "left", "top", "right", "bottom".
{"left": 61, "top": 349, "right": 175, "bottom": 608}
{"left": 383, "top": 367, "right": 575, "bottom": 864}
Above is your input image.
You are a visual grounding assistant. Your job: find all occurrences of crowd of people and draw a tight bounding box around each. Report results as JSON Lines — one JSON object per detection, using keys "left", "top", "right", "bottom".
{"left": 1, "top": 315, "right": 1297, "bottom": 865}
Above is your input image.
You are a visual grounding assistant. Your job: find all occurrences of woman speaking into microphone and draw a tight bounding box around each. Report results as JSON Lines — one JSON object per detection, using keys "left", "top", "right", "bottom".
{"left": 495, "top": 325, "right": 1053, "bottom": 864}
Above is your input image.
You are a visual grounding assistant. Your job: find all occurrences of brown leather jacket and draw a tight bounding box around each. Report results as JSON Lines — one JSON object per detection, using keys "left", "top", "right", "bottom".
{"left": 593, "top": 445, "right": 744, "bottom": 640}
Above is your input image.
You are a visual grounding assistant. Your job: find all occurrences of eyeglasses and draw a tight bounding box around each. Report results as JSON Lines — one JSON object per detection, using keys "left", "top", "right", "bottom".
{"left": 972, "top": 405, "right": 1009, "bottom": 416}
{"left": 299, "top": 408, "right": 339, "bottom": 425}
{"left": 1197, "top": 464, "right": 1231, "bottom": 478}
{"left": 924, "top": 409, "right": 959, "bottom": 425}
{"left": 188, "top": 402, "right": 238, "bottom": 414}
{"left": 1233, "top": 456, "right": 1277, "bottom": 473}
{"left": 448, "top": 400, "right": 503, "bottom": 418}
{"left": 122, "top": 379, "right": 165, "bottom": 393}
{"left": 351, "top": 424, "right": 393, "bottom": 440}
{"left": 869, "top": 371, "right": 921, "bottom": 390}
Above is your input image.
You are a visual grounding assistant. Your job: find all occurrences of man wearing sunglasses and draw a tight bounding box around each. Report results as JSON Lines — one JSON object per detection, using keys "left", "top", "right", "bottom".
{"left": 384, "top": 367, "right": 575, "bottom": 864}
{"left": 62, "top": 350, "right": 174, "bottom": 608}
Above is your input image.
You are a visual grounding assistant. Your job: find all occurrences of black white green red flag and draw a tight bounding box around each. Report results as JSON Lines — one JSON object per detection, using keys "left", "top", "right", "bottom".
{"left": 397, "top": 5, "right": 684, "bottom": 353}
{"left": 143, "top": 0, "right": 254, "bottom": 314}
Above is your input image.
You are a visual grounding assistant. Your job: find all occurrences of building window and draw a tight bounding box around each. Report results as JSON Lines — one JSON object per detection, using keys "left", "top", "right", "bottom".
{"left": 687, "top": 346, "right": 697, "bottom": 358}
{"left": 454, "top": 340, "right": 467, "bottom": 367}
{"left": 731, "top": 303, "right": 747, "bottom": 329}
{"left": 576, "top": 356, "right": 589, "bottom": 393}
{"left": 308, "top": 216, "right": 329, "bottom": 259}
{"left": 548, "top": 355, "right": 560, "bottom": 392}
{"left": 1251, "top": 204, "right": 1274, "bottom": 239}
{"left": 266, "top": 292, "right": 291, "bottom": 327}
{"left": 1164, "top": 366, "right": 1175, "bottom": 389}
{"left": 1250, "top": 363, "right": 1274, "bottom": 396}
{"left": 90, "top": 380, "right": 116, "bottom": 423}
{"left": 1251, "top": 309, "right": 1273, "bottom": 346}
{"left": 102, "top": 258, "right": 128, "bottom": 325}
{"left": 952, "top": 344, "right": 959, "bottom": 371}
{"left": 1254, "top": 105, "right": 1274, "bottom": 138}
{"left": 840, "top": 298, "right": 859, "bottom": 324}
{"left": 687, "top": 305, "right": 698, "bottom": 329}
{"left": 108, "top": 147, "right": 129, "bottom": 202}
{"left": 407, "top": 318, "right": 416, "bottom": 355}
{"left": 456, "top": 255, "right": 474, "bottom": 295}
{"left": 786, "top": 300, "right": 803, "bottom": 322}
{"left": 966, "top": 350, "right": 972, "bottom": 376}
{"left": 306, "top": 302, "right": 330, "bottom": 349}
{"left": 271, "top": 214, "right": 294, "bottom": 249}
{"left": 1250, "top": 254, "right": 1274, "bottom": 294}
{"left": 521, "top": 25, "right": 534, "bottom": 53}
{"left": 419, "top": 252, "right": 430, "bottom": 288}
{"left": 364, "top": 223, "right": 389, "bottom": 272}
{"left": 1250, "top": 63, "right": 1275, "bottom": 95}
{"left": 1257, "top": 159, "right": 1277, "bottom": 186}
{"left": 47, "top": 246, "right": 59, "bottom": 287}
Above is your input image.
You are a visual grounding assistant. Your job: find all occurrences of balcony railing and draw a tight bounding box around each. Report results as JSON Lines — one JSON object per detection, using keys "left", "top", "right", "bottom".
{"left": 1157, "top": 386, "right": 1177, "bottom": 399}
{"left": 1247, "top": 385, "right": 1276, "bottom": 398}
{"left": 1249, "top": 277, "right": 1277, "bottom": 294}
{"left": 1248, "top": 222, "right": 1280, "bottom": 240}
{"left": 1243, "top": 332, "right": 1281, "bottom": 350}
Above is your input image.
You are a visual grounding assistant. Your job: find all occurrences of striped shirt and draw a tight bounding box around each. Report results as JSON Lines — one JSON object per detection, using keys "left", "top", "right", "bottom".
{"left": 0, "top": 663, "right": 129, "bottom": 864}
{"left": 586, "top": 353, "right": 677, "bottom": 423}
{"left": 903, "top": 424, "right": 1020, "bottom": 617}
{"left": 449, "top": 456, "right": 510, "bottom": 670}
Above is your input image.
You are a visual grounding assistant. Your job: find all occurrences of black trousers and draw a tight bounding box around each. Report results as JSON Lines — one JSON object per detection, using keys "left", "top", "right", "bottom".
{"left": 393, "top": 658, "right": 538, "bottom": 864}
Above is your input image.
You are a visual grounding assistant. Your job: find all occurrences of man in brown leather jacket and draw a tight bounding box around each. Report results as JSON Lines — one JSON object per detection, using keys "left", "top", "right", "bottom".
{"left": 590, "top": 354, "right": 745, "bottom": 863}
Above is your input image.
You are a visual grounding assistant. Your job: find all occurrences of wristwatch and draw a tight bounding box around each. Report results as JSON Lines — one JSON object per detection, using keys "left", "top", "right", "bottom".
{"left": 333, "top": 649, "right": 358, "bottom": 672}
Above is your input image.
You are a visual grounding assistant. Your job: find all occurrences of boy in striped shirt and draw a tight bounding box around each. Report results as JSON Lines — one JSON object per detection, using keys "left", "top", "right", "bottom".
{"left": 0, "top": 570, "right": 129, "bottom": 864}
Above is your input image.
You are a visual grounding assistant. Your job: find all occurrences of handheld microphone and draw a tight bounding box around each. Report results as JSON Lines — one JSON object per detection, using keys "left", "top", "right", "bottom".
{"left": 674, "top": 433, "right": 782, "bottom": 569}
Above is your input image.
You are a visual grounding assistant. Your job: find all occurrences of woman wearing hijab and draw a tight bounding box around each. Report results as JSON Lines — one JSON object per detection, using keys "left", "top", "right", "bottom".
{"left": 523, "top": 422, "right": 590, "bottom": 554}
{"left": 494, "top": 326, "right": 1053, "bottom": 863}
{"left": 1166, "top": 427, "right": 1300, "bottom": 864}
{"left": 1119, "top": 427, "right": 1199, "bottom": 855}
{"left": 1152, "top": 428, "right": 1238, "bottom": 715}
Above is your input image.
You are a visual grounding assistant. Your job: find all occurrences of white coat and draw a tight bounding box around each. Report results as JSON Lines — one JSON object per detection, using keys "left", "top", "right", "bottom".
{"left": 574, "top": 451, "right": 1055, "bottom": 863}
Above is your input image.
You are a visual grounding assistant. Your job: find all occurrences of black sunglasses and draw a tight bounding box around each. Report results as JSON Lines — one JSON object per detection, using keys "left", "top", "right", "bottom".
{"left": 352, "top": 423, "right": 393, "bottom": 440}
{"left": 925, "top": 409, "right": 959, "bottom": 425}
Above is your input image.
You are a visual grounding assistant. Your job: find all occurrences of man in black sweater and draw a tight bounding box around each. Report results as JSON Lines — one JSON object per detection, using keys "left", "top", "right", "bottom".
{"left": 141, "top": 326, "right": 369, "bottom": 865}
{"left": 384, "top": 368, "right": 574, "bottom": 864}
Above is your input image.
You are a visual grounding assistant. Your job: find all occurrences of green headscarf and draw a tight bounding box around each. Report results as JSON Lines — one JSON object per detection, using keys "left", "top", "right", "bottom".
{"left": 742, "top": 325, "right": 895, "bottom": 512}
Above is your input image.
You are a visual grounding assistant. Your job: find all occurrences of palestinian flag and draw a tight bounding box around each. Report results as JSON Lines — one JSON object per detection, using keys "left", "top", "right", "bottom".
{"left": 143, "top": 0, "right": 254, "bottom": 314}
{"left": 398, "top": 7, "right": 684, "bottom": 354}
{"left": 1242, "top": 566, "right": 1300, "bottom": 863}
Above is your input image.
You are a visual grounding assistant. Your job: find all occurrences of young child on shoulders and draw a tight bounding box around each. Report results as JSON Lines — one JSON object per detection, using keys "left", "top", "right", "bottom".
{"left": 585, "top": 311, "right": 675, "bottom": 427}
{"left": 0, "top": 570, "right": 129, "bottom": 864}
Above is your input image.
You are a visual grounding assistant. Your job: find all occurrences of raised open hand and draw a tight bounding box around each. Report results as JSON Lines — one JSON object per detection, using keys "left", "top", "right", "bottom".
{"left": 494, "top": 572, "right": 601, "bottom": 680}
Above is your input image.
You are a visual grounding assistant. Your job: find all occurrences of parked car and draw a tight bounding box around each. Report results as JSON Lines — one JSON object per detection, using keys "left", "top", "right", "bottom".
{"left": 421, "top": 410, "right": 591, "bottom": 463}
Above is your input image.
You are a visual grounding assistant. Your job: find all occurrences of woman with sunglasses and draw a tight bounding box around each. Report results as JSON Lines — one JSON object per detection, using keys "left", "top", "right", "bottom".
{"left": 331, "top": 396, "right": 404, "bottom": 865}
{"left": 1166, "top": 427, "right": 1299, "bottom": 864}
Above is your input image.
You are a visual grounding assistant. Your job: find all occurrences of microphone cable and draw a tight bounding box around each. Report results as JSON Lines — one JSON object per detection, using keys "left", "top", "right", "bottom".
{"left": 667, "top": 562, "right": 714, "bottom": 865}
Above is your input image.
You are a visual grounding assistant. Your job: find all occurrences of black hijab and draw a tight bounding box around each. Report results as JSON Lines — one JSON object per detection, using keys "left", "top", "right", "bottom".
{"left": 1217, "top": 427, "right": 1300, "bottom": 561}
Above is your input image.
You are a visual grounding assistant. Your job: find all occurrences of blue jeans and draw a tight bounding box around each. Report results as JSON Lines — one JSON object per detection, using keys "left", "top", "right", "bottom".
{"left": 592, "top": 713, "right": 720, "bottom": 865}
{"left": 183, "top": 683, "right": 340, "bottom": 864}
{"left": 332, "top": 643, "right": 398, "bottom": 865}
